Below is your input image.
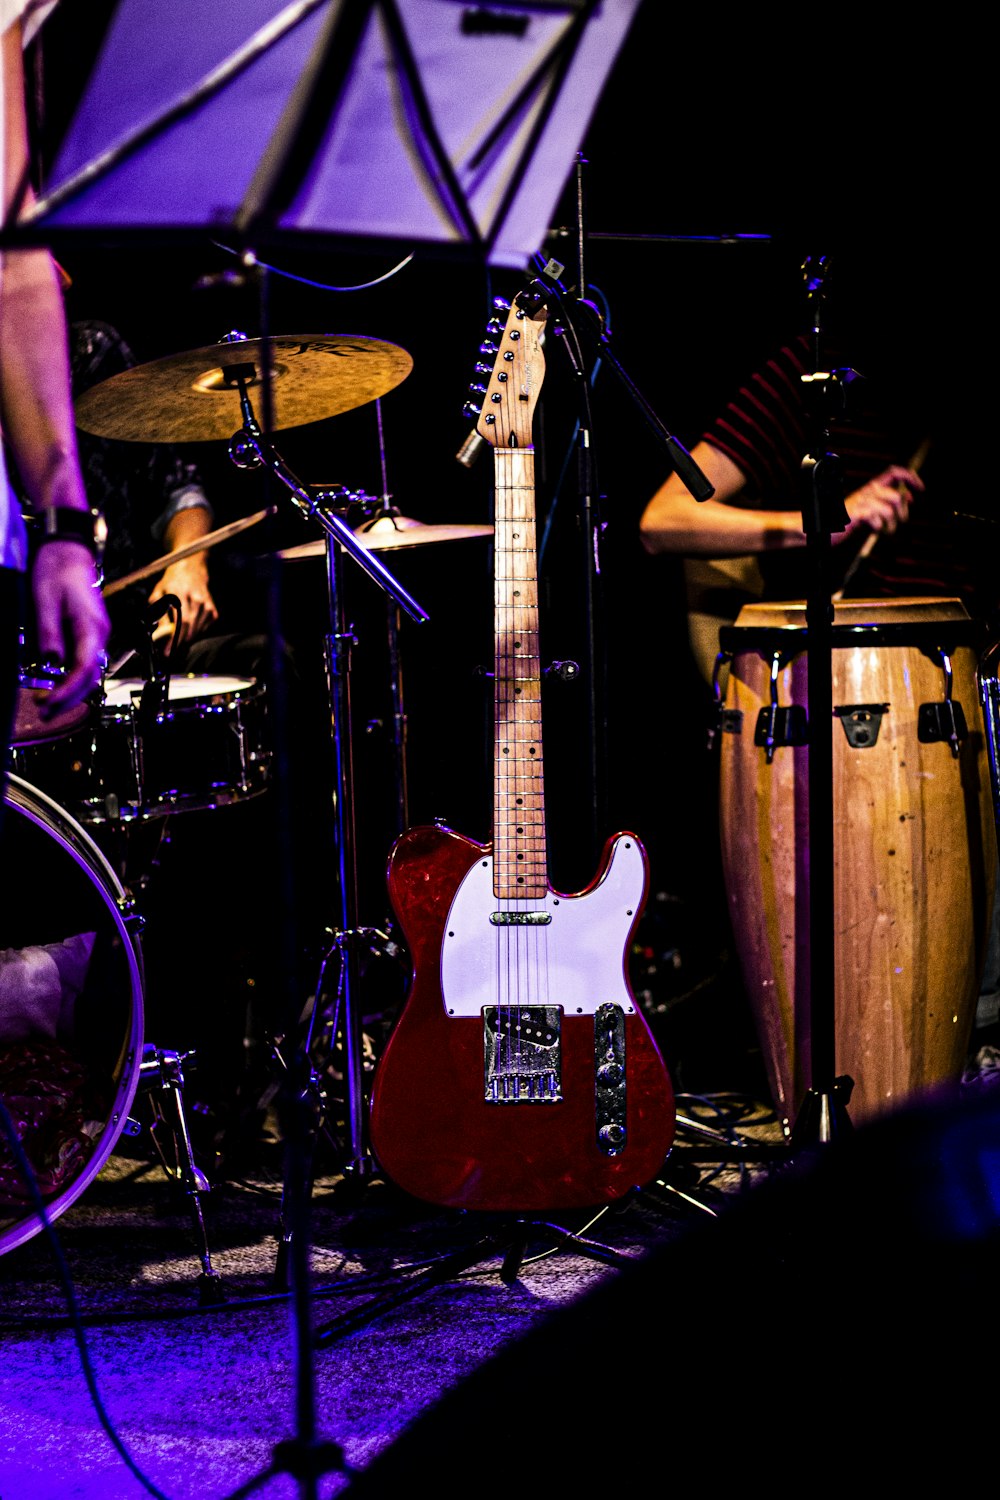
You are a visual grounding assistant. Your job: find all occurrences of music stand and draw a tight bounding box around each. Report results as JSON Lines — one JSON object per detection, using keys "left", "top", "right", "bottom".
{"left": 8, "top": 4, "right": 643, "bottom": 1495}
{"left": 18, "top": 0, "right": 642, "bottom": 268}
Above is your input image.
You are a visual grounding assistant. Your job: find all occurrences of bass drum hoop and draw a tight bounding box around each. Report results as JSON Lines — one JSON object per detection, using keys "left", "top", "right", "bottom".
{"left": 0, "top": 774, "right": 144, "bottom": 1257}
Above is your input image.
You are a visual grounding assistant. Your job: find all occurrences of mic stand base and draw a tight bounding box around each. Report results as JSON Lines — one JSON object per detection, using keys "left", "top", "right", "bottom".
{"left": 790, "top": 1076, "right": 855, "bottom": 1150}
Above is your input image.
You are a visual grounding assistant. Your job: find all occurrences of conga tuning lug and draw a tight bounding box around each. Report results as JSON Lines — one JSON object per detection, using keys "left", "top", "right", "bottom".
{"left": 918, "top": 700, "right": 967, "bottom": 754}
{"left": 753, "top": 704, "right": 808, "bottom": 755}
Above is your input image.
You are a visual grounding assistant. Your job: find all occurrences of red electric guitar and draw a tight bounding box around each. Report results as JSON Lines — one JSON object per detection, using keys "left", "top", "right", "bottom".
{"left": 368, "top": 287, "right": 675, "bottom": 1211}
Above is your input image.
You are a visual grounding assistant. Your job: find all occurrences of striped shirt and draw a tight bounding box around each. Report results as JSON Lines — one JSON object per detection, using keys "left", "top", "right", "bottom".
{"left": 702, "top": 334, "right": 988, "bottom": 616}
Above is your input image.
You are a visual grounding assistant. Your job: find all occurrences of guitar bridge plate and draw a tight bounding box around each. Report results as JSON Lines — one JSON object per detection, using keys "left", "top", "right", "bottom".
{"left": 483, "top": 1005, "right": 561, "bottom": 1103}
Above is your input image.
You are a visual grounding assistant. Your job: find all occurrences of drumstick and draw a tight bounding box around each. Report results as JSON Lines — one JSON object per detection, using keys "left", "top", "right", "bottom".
{"left": 101, "top": 506, "right": 277, "bottom": 598}
{"left": 832, "top": 437, "right": 931, "bottom": 601}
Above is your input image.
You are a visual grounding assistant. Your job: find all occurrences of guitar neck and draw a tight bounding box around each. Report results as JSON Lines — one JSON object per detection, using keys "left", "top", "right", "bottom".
{"left": 494, "top": 444, "right": 547, "bottom": 900}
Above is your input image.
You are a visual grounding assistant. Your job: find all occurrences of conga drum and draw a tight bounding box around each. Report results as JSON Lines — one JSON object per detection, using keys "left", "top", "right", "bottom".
{"left": 717, "top": 597, "right": 995, "bottom": 1129}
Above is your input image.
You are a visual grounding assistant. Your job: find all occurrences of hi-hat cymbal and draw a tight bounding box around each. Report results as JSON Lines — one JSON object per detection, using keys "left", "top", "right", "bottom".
{"left": 277, "top": 514, "right": 494, "bottom": 559}
{"left": 74, "top": 334, "right": 413, "bottom": 443}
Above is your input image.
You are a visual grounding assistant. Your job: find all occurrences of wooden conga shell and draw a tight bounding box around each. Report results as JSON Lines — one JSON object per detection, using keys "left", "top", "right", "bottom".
{"left": 718, "top": 598, "right": 995, "bottom": 1129}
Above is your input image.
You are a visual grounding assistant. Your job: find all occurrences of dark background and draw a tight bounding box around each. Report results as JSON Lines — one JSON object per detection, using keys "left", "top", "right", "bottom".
{"left": 20, "top": 1, "right": 985, "bottom": 1095}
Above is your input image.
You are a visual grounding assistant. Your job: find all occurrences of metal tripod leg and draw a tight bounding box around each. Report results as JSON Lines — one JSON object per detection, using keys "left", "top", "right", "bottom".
{"left": 138, "top": 1043, "right": 226, "bottom": 1304}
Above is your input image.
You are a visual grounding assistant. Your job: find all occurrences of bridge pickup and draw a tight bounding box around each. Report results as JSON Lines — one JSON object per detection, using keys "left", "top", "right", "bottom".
{"left": 490, "top": 911, "right": 552, "bottom": 926}
{"left": 483, "top": 1005, "right": 561, "bottom": 1102}
{"left": 594, "top": 1003, "right": 627, "bottom": 1155}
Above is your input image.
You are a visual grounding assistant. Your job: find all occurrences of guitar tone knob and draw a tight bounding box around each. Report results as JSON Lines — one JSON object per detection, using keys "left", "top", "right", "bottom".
{"left": 597, "top": 1061, "right": 624, "bottom": 1087}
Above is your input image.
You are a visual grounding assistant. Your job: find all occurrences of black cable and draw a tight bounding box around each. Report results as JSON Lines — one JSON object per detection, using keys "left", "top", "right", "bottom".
{"left": 0, "top": 1092, "right": 176, "bottom": 1500}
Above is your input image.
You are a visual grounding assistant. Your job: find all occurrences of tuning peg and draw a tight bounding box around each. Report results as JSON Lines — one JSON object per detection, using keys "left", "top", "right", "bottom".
{"left": 473, "top": 362, "right": 492, "bottom": 377}
{"left": 468, "top": 382, "right": 487, "bottom": 400}
{"left": 485, "top": 317, "right": 503, "bottom": 335}
{"left": 462, "top": 400, "right": 482, "bottom": 420}
{"left": 492, "top": 296, "right": 511, "bottom": 312}
{"left": 479, "top": 340, "right": 498, "bottom": 357}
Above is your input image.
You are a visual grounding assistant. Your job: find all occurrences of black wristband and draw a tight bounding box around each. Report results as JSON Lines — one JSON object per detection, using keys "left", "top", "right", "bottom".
{"left": 35, "top": 507, "right": 99, "bottom": 557}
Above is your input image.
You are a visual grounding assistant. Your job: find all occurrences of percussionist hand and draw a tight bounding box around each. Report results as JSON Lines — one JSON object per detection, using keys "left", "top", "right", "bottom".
{"left": 150, "top": 557, "right": 218, "bottom": 655}
{"left": 838, "top": 465, "right": 924, "bottom": 539}
{"left": 31, "top": 541, "right": 110, "bottom": 715}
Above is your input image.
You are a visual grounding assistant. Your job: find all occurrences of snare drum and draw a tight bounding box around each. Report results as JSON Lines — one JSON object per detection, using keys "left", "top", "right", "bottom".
{"left": 10, "top": 673, "right": 271, "bottom": 823}
{"left": 717, "top": 597, "right": 995, "bottom": 1128}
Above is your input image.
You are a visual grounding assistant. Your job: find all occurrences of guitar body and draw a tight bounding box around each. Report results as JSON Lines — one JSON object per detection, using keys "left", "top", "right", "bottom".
{"left": 369, "top": 823, "right": 676, "bottom": 1211}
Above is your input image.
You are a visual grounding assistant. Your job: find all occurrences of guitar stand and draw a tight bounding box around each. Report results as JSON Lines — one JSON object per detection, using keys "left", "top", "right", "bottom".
{"left": 312, "top": 1213, "right": 634, "bottom": 1349}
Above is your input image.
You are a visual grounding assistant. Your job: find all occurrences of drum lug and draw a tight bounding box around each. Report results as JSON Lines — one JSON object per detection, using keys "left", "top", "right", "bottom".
{"left": 833, "top": 703, "right": 889, "bottom": 748}
{"left": 918, "top": 700, "right": 967, "bottom": 755}
{"left": 919, "top": 647, "right": 966, "bottom": 756}
{"left": 707, "top": 703, "right": 743, "bottom": 745}
{"left": 707, "top": 651, "right": 736, "bottom": 750}
{"left": 752, "top": 649, "right": 808, "bottom": 761}
{"left": 118, "top": 898, "right": 145, "bottom": 933}
{"left": 753, "top": 704, "right": 808, "bottom": 760}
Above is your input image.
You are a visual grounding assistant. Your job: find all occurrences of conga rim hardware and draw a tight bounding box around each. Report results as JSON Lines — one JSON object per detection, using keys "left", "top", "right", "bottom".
{"left": 719, "top": 621, "right": 987, "bottom": 652}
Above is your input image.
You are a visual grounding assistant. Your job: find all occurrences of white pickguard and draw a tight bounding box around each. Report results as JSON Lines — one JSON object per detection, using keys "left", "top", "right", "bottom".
{"left": 439, "top": 836, "right": 646, "bottom": 1017}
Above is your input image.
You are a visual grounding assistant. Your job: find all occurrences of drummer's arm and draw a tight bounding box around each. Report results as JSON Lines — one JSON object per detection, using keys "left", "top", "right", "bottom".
{"left": 639, "top": 442, "right": 921, "bottom": 556}
{"left": 149, "top": 504, "right": 219, "bottom": 650}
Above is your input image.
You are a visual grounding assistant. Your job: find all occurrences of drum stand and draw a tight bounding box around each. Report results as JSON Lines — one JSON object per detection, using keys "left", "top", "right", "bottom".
{"left": 222, "top": 368, "right": 429, "bottom": 1261}
{"left": 134, "top": 1043, "right": 226, "bottom": 1303}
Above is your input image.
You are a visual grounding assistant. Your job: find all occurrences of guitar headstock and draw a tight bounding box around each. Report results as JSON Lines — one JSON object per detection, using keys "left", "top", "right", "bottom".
{"left": 467, "top": 291, "right": 547, "bottom": 450}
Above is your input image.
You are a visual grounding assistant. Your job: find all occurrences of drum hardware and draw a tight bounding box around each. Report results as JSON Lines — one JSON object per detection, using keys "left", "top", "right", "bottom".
{"left": 210, "top": 364, "right": 428, "bottom": 1270}
{"left": 918, "top": 702, "right": 967, "bottom": 749}
{"left": 753, "top": 648, "right": 807, "bottom": 760}
{"left": 134, "top": 1044, "right": 225, "bottom": 1304}
{"left": 918, "top": 649, "right": 966, "bottom": 754}
{"left": 832, "top": 704, "right": 889, "bottom": 748}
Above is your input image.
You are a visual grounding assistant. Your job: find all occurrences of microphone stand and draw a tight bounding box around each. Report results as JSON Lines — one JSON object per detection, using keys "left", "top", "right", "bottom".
{"left": 529, "top": 202, "right": 715, "bottom": 864}
{"left": 213, "top": 322, "right": 428, "bottom": 1499}
{"left": 790, "top": 255, "right": 855, "bottom": 1147}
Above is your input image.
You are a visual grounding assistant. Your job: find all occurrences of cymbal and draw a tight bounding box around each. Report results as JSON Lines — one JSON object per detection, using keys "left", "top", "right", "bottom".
{"left": 74, "top": 334, "right": 413, "bottom": 443}
{"left": 277, "top": 514, "right": 494, "bottom": 559}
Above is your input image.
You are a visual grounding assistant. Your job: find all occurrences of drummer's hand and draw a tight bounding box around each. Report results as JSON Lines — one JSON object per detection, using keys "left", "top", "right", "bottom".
{"left": 31, "top": 540, "right": 110, "bottom": 716}
{"left": 150, "top": 557, "right": 219, "bottom": 656}
{"left": 838, "top": 465, "right": 924, "bottom": 539}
